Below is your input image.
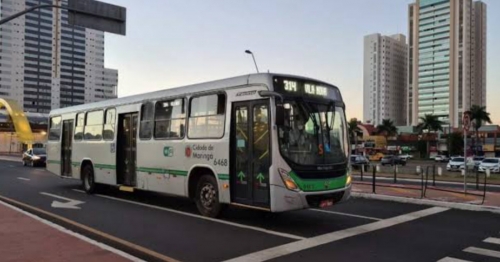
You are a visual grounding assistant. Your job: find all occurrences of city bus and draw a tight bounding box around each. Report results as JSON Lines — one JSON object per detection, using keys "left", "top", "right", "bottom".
{"left": 47, "top": 73, "right": 351, "bottom": 217}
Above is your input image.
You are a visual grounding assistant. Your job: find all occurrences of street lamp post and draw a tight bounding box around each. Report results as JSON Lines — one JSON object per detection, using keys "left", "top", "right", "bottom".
{"left": 245, "top": 50, "right": 259, "bottom": 73}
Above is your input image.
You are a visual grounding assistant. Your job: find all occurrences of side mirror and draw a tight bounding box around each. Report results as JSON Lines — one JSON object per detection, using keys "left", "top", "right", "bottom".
{"left": 276, "top": 103, "right": 285, "bottom": 126}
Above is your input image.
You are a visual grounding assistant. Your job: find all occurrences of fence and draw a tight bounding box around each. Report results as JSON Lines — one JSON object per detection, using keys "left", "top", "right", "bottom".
{"left": 353, "top": 164, "right": 488, "bottom": 204}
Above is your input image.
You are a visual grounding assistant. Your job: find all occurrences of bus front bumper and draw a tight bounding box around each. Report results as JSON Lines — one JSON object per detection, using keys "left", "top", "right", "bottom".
{"left": 273, "top": 184, "right": 351, "bottom": 212}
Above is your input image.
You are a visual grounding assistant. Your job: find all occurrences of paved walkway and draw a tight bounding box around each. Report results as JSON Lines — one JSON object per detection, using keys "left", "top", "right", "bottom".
{"left": 352, "top": 182, "right": 500, "bottom": 207}
{"left": 0, "top": 200, "right": 133, "bottom": 262}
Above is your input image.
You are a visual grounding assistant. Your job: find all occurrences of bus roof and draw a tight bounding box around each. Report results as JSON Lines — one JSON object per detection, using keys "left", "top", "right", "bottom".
{"left": 49, "top": 73, "right": 340, "bottom": 116}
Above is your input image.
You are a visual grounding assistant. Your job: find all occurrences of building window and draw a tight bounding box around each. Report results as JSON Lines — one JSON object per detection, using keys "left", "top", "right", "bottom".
{"left": 154, "top": 98, "right": 185, "bottom": 139}
{"left": 188, "top": 94, "right": 226, "bottom": 138}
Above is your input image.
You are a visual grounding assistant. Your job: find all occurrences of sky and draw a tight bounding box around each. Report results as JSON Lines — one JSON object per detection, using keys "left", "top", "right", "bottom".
{"left": 103, "top": 0, "right": 500, "bottom": 124}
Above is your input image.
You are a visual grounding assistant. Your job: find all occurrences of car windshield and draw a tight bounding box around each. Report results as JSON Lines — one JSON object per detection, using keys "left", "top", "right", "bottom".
{"left": 278, "top": 100, "right": 348, "bottom": 166}
{"left": 452, "top": 157, "right": 464, "bottom": 162}
{"left": 482, "top": 159, "right": 499, "bottom": 164}
{"left": 33, "top": 148, "right": 46, "bottom": 155}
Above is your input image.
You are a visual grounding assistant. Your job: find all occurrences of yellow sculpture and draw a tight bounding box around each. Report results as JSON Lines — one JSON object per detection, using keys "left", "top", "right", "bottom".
{"left": 0, "top": 98, "right": 34, "bottom": 148}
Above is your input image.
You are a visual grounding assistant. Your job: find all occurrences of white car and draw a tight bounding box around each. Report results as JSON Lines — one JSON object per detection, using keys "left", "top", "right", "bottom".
{"left": 399, "top": 154, "right": 413, "bottom": 161}
{"left": 447, "top": 157, "right": 465, "bottom": 172}
{"left": 435, "top": 155, "right": 449, "bottom": 162}
{"left": 478, "top": 158, "right": 500, "bottom": 173}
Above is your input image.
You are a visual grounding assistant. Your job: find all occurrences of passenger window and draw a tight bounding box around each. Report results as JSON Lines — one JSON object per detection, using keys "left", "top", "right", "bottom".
{"left": 140, "top": 102, "right": 154, "bottom": 139}
{"left": 188, "top": 94, "right": 225, "bottom": 138}
{"left": 154, "top": 98, "right": 185, "bottom": 139}
{"left": 103, "top": 108, "right": 116, "bottom": 140}
{"left": 84, "top": 111, "right": 104, "bottom": 140}
{"left": 74, "top": 113, "right": 85, "bottom": 140}
{"left": 48, "top": 116, "right": 62, "bottom": 141}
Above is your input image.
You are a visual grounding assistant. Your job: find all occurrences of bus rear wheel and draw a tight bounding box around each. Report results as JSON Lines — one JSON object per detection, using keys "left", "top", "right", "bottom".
{"left": 195, "top": 175, "right": 221, "bottom": 218}
{"left": 82, "top": 164, "right": 96, "bottom": 194}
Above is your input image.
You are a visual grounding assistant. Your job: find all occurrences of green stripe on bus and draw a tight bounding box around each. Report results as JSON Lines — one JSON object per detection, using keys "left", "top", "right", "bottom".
{"left": 289, "top": 171, "right": 347, "bottom": 192}
{"left": 71, "top": 162, "right": 79, "bottom": 166}
{"left": 218, "top": 174, "right": 229, "bottom": 180}
{"left": 94, "top": 164, "right": 116, "bottom": 170}
{"left": 136, "top": 167, "right": 167, "bottom": 174}
{"left": 169, "top": 170, "right": 188, "bottom": 176}
{"left": 47, "top": 160, "right": 60, "bottom": 164}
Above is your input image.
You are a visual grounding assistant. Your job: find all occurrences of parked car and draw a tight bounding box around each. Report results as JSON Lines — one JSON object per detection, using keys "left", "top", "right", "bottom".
{"left": 478, "top": 158, "right": 500, "bottom": 174}
{"left": 368, "top": 152, "right": 385, "bottom": 161}
{"left": 446, "top": 157, "right": 465, "bottom": 172}
{"left": 22, "top": 147, "right": 47, "bottom": 167}
{"left": 350, "top": 155, "right": 370, "bottom": 170}
{"left": 380, "top": 155, "right": 406, "bottom": 166}
{"left": 434, "top": 155, "right": 449, "bottom": 162}
{"left": 399, "top": 154, "right": 413, "bottom": 161}
{"left": 472, "top": 156, "right": 485, "bottom": 169}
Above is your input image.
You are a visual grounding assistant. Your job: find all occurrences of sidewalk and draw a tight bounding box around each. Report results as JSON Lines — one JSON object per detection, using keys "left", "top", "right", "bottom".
{"left": 352, "top": 182, "right": 500, "bottom": 207}
{"left": 0, "top": 200, "right": 134, "bottom": 262}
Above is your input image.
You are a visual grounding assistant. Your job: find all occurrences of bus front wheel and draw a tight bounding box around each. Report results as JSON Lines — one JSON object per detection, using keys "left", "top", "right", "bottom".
{"left": 195, "top": 175, "right": 221, "bottom": 218}
{"left": 82, "top": 164, "right": 96, "bottom": 194}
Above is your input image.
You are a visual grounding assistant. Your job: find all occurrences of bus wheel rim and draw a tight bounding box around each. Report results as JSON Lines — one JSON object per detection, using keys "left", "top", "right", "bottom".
{"left": 200, "top": 183, "right": 216, "bottom": 209}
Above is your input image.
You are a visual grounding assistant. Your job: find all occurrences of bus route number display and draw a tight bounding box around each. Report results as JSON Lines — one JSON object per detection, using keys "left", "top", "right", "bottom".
{"left": 278, "top": 78, "right": 331, "bottom": 98}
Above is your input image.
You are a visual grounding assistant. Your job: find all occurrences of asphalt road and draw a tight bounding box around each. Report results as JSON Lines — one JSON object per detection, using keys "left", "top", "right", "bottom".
{"left": 2, "top": 159, "right": 500, "bottom": 262}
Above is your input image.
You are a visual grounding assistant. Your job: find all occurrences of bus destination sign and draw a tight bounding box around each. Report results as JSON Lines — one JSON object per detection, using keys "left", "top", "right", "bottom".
{"left": 273, "top": 76, "right": 340, "bottom": 101}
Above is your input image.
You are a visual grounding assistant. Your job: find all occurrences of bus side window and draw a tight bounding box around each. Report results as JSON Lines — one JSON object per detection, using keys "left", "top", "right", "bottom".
{"left": 154, "top": 98, "right": 185, "bottom": 139}
{"left": 103, "top": 108, "right": 116, "bottom": 141}
{"left": 84, "top": 111, "right": 104, "bottom": 140}
{"left": 188, "top": 94, "right": 225, "bottom": 139}
{"left": 74, "top": 113, "right": 85, "bottom": 141}
{"left": 140, "top": 102, "right": 154, "bottom": 140}
{"left": 49, "top": 116, "right": 62, "bottom": 141}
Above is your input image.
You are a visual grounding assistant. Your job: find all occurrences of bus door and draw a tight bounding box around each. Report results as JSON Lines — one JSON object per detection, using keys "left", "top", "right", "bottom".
{"left": 61, "top": 120, "right": 73, "bottom": 177}
{"left": 117, "top": 113, "right": 138, "bottom": 186}
{"left": 230, "top": 100, "right": 271, "bottom": 208}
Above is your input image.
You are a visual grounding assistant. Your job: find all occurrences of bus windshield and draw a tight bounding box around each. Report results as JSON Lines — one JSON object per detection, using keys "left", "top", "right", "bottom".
{"left": 278, "top": 99, "right": 348, "bottom": 166}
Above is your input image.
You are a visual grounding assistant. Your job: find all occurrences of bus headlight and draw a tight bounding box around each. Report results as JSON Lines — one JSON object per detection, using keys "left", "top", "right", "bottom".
{"left": 32, "top": 156, "right": 40, "bottom": 160}
{"left": 346, "top": 174, "right": 352, "bottom": 186}
{"left": 278, "top": 168, "right": 299, "bottom": 191}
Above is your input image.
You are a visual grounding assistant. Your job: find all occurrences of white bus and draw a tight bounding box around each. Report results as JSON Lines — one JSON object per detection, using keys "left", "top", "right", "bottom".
{"left": 47, "top": 73, "right": 351, "bottom": 217}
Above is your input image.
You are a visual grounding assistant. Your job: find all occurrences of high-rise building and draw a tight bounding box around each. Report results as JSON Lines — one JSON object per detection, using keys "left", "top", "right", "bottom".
{"left": 408, "top": 0, "right": 486, "bottom": 128}
{"left": 363, "top": 33, "right": 408, "bottom": 126}
{"left": 0, "top": 0, "right": 118, "bottom": 113}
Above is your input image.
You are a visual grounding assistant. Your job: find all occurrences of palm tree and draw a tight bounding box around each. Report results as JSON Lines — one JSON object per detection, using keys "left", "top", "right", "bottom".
{"left": 418, "top": 114, "right": 444, "bottom": 157}
{"left": 376, "top": 119, "right": 398, "bottom": 145}
{"left": 348, "top": 118, "right": 361, "bottom": 154}
{"left": 469, "top": 105, "right": 492, "bottom": 155}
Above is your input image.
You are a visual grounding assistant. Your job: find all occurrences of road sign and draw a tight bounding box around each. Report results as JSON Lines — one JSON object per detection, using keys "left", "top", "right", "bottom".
{"left": 68, "top": 0, "right": 126, "bottom": 35}
{"left": 463, "top": 113, "right": 471, "bottom": 132}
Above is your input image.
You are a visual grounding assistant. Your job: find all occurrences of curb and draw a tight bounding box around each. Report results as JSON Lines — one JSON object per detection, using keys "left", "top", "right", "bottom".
{"left": 351, "top": 192, "right": 500, "bottom": 215}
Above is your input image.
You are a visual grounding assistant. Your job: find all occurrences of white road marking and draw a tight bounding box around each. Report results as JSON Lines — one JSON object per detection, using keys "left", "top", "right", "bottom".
{"left": 40, "top": 192, "right": 85, "bottom": 210}
{"left": 437, "top": 257, "right": 473, "bottom": 262}
{"left": 310, "top": 209, "right": 382, "bottom": 221}
{"left": 0, "top": 199, "right": 143, "bottom": 262}
{"left": 484, "top": 237, "right": 500, "bottom": 245}
{"left": 71, "top": 189, "right": 304, "bottom": 240}
{"left": 223, "top": 207, "right": 449, "bottom": 262}
{"left": 17, "top": 177, "right": 30, "bottom": 181}
{"left": 464, "top": 247, "right": 500, "bottom": 258}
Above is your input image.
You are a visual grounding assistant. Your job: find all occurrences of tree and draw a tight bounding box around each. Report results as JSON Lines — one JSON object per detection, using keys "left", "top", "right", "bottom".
{"left": 418, "top": 114, "right": 444, "bottom": 157}
{"left": 469, "top": 105, "right": 492, "bottom": 155}
{"left": 376, "top": 119, "right": 398, "bottom": 145}
{"left": 447, "top": 132, "right": 463, "bottom": 157}
{"left": 348, "top": 118, "right": 361, "bottom": 154}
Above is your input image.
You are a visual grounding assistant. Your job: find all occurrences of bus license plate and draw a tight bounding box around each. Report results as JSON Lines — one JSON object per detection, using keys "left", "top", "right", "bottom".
{"left": 319, "top": 199, "right": 333, "bottom": 208}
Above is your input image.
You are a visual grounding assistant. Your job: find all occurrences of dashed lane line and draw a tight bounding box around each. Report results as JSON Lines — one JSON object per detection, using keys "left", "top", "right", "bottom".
{"left": 72, "top": 189, "right": 305, "bottom": 240}
{"left": 222, "top": 207, "right": 449, "bottom": 262}
{"left": 437, "top": 257, "right": 472, "bottom": 262}
{"left": 464, "top": 247, "right": 500, "bottom": 258}
{"left": 309, "top": 209, "right": 382, "bottom": 221}
{"left": 17, "top": 177, "right": 30, "bottom": 181}
{"left": 484, "top": 237, "right": 500, "bottom": 245}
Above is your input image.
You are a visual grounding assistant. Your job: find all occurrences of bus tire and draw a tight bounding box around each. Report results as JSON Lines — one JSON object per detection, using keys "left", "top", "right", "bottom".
{"left": 82, "top": 164, "right": 96, "bottom": 194}
{"left": 195, "top": 174, "right": 221, "bottom": 218}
